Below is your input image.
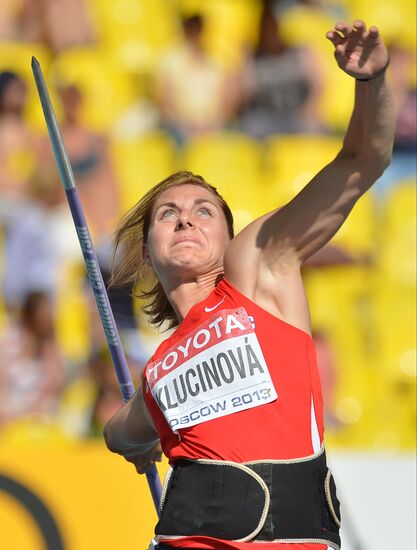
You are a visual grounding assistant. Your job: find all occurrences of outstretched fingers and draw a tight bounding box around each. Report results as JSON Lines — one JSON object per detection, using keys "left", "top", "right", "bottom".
{"left": 327, "top": 20, "right": 380, "bottom": 43}
{"left": 352, "top": 19, "right": 367, "bottom": 36}
{"left": 326, "top": 20, "right": 375, "bottom": 46}
{"left": 335, "top": 22, "right": 354, "bottom": 38}
{"left": 366, "top": 25, "right": 380, "bottom": 42}
{"left": 326, "top": 29, "right": 344, "bottom": 47}
{"left": 326, "top": 22, "right": 354, "bottom": 52}
{"left": 326, "top": 19, "right": 387, "bottom": 78}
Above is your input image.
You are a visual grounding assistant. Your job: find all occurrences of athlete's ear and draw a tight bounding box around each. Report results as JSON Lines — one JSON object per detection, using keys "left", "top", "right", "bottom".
{"left": 142, "top": 244, "right": 152, "bottom": 266}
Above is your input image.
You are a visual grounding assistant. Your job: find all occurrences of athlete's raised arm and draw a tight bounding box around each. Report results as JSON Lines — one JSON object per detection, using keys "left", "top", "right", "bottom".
{"left": 225, "top": 20, "right": 396, "bottom": 295}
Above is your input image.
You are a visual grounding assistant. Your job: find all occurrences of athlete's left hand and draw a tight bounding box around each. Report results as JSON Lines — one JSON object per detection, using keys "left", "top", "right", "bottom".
{"left": 123, "top": 441, "right": 163, "bottom": 474}
{"left": 326, "top": 20, "right": 389, "bottom": 80}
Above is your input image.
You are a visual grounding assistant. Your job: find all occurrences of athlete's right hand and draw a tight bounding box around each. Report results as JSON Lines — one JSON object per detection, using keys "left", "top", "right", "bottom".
{"left": 123, "top": 441, "right": 163, "bottom": 474}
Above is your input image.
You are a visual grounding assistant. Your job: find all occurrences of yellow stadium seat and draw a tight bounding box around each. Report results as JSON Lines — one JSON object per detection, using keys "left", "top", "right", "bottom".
{"left": 89, "top": 0, "right": 180, "bottom": 71}
{"left": 279, "top": 5, "right": 335, "bottom": 53}
{"left": 55, "top": 260, "right": 91, "bottom": 363}
{"left": 178, "top": 0, "right": 261, "bottom": 61}
{"left": 58, "top": 376, "right": 98, "bottom": 437}
{"left": 373, "top": 378, "right": 416, "bottom": 450}
{"left": 201, "top": 0, "right": 262, "bottom": 68}
{"left": 305, "top": 265, "right": 373, "bottom": 408}
{"left": 183, "top": 131, "right": 261, "bottom": 183}
{"left": 111, "top": 131, "right": 177, "bottom": 212}
{"left": 182, "top": 131, "right": 266, "bottom": 227}
{"left": 347, "top": 0, "right": 416, "bottom": 49}
{"left": 372, "top": 285, "right": 416, "bottom": 364}
{"left": 319, "top": 54, "right": 356, "bottom": 131}
{"left": 370, "top": 181, "right": 416, "bottom": 382}
{"left": 371, "top": 289, "right": 416, "bottom": 450}
{"left": 376, "top": 179, "right": 416, "bottom": 286}
{"left": 0, "top": 41, "right": 50, "bottom": 81}
{"left": 264, "top": 134, "right": 342, "bottom": 204}
{"left": 331, "top": 192, "right": 377, "bottom": 255}
{"left": 305, "top": 265, "right": 373, "bottom": 349}
{"left": 304, "top": 264, "right": 379, "bottom": 448}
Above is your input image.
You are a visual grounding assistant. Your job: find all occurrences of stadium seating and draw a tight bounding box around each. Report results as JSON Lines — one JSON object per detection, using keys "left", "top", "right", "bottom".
{"left": 377, "top": 179, "right": 416, "bottom": 286}
{"left": 0, "top": 0, "right": 415, "bottom": 454}
{"left": 347, "top": 0, "right": 416, "bottom": 49}
{"left": 182, "top": 131, "right": 266, "bottom": 230}
{"left": 88, "top": 0, "right": 180, "bottom": 71}
{"left": 264, "top": 133, "right": 342, "bottom": 202}
{"left": 110, "top": 131, "right": 177, "bottom": 212}
{"left": 55, "top": 261, "right": 91, "bottom": 363}
{"left": 371, "top": 180, "right": 416, "bottom": 379}
{"left": 49, "top": 47, "right": 137, "bottom": 131}
{"left": 189, "top": 0, "right": 262, "bottom": 68}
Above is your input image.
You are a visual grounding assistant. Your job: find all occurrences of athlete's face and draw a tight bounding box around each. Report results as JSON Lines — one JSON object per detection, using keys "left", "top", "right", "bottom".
{"left": 144, "top": 184, "right": 230, "bottom": 280}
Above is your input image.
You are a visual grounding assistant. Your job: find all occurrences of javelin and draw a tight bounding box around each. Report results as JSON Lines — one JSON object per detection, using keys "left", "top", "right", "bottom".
{"left": 31, "top": 57, "right": 162, "bottom": 514}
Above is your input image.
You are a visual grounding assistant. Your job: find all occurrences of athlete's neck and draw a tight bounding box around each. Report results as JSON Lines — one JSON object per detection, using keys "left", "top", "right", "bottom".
{"left": 166, "top": 270, "right": 224, "bottom": 323}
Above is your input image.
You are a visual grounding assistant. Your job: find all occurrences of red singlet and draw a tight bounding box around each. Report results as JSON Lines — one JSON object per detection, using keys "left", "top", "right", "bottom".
{"left": 143, "top": 277, "right": 331, "bottom": 550}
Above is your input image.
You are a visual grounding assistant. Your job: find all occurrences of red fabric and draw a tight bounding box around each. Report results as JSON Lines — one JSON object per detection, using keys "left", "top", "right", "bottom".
{"left": 143, "top": 277, "right": 326, "bottom": 549}
{"left": 158, "top": 540, "right": 329, "bottom": 550}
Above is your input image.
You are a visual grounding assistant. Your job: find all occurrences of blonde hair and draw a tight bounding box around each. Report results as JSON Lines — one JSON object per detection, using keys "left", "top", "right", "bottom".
{"left": 111, "top": 171, "right": 234, "bottom": 330}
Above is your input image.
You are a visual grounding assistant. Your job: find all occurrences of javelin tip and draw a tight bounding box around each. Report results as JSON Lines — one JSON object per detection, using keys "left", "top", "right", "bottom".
{"left": 31, "top": 56, "right": 40, "bottom": 68}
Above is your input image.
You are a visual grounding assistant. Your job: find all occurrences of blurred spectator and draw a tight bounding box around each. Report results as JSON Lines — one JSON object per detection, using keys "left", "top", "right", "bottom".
{"left": 388, "top": 44, "right": 417, "bottom": 151}
{"left": 0, "top": 0, "right": 95, "bottom": 51}
{"left": 83, "top": 271, "right": 150, "bottom": 370}
{"left": 0, "top": 291, "right": 65, "bottom": 429}
{"left": 0, "top": 166, "right": 66, "bottom": 312}
{"left": 87, "top": 347, "right": 142, "bottom": 438}
{"left": 154, "top": 13, "right": 245, "bottom": 144}
{"left": 0, "top": 0, "right": 20, "bottom": 39}
{"left": 238, "top": 0, "right": 325, "bottom": 138}
{"left": 37, "top": 83, "right": 147, "bottom": 366}
{"left": 0, "top": 71, "right": 36, "bottom": 199}
{"left": 39, "top": 83, "right": 120, "bottom": 245}
{"left": 373, "top": 43, "right": 416, "bottom": 195}
{"left": 312, "top": 329, "right": 340, "bottom": 428}
{"left": 60, "top": 346, "right": 143, "bottom": 439}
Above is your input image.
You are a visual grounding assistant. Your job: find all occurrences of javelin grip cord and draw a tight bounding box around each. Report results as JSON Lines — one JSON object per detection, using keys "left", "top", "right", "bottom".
{"left": 31, "top": 56, "right": 162, "bottom": 514}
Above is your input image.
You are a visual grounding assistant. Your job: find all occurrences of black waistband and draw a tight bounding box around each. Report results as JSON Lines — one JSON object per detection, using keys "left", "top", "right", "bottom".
{"left": 155, "top": 449, "right": 341, "bottom": 548}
